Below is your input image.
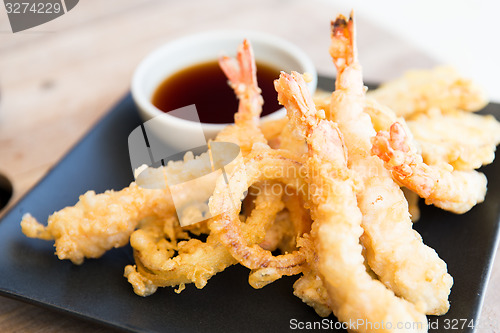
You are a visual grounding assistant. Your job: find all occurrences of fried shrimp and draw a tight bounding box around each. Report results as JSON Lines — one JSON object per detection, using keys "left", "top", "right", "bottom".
{"left": 21, "top": 184, "right": 175, "bottom": 265}
{"left": 129, "top": 150, "right": 308, "bottom": 294}
{"left": 292, "top": 234, "right": 332, "bottom": 318}
{"left": 21, "top": 11, "right": 498, "bottom": 327}
{"left": 126, "top": 180, "right": 285, "bottom": 295}
{"left": 215, "top": 39, "right": 267, "bottom": 155}
{"left": 210, "top": 148, "right": 310, "bottom": 284}
{"left": 258, "top": 194, "right": 311, "bottom": 253}
{"left": 328, "top": 13, "right": 453, "bottom": 315}
{"left": 371, "top": 122, "right": 487, "bottom": 214}
{"left": 125, "top": 39, "right": 286, "bottom": 294}
{"left": 249, "top": 192, "right": 313, "bottom": 289}
{"left": 260, "top": 117, "right": 288, "bottom": 146}
{"left": 201, "top": 40, "right": 314, "bottom": 288}
{"left": 276, "top": 70, "right": 427, "bottom": 332}
{"left": 367, "top": 66, "right": 488, "bottom": 118}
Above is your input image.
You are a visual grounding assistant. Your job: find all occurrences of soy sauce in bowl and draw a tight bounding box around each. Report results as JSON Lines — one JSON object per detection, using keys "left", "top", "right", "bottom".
{"left": 151, "top": 60, "right": 281, "bottom": 124}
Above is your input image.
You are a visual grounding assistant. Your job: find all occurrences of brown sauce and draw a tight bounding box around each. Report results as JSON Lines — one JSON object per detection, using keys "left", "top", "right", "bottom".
{"left": 151, "top": 60, "right": 282, "bottom": 124}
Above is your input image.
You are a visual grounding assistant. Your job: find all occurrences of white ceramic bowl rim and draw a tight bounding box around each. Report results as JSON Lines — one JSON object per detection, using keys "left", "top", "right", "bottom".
{"left": 132, "top": 29, "right": 317, "bottom": 132}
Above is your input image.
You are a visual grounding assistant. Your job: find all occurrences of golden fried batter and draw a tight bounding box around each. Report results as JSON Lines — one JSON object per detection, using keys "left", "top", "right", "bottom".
{"left": 21, "top": 184, "right": 174, "bottom": 265}
{"left": 407, "top": 108, "right": 500, "bottom": 170}
{"left": 368, "top": 66, "right": 488, "bottom": 118}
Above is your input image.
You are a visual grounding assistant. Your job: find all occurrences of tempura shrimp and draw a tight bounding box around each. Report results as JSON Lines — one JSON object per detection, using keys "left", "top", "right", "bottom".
{"left": 371, "top": 122, "right": 487, "bottom": 214}
{"left": 276, "top": 70, "right": 427, "bottom": 332}
{"left": 23, "top": 39, "right": 271, "bottom": 269}
{"left": 328, "top": 13, "right": 452, "bottom": 315}
{"left": 215, "top": 39, "right": 267, "bottom": 154}
{"left": 210, "top": 147, "right": 310, "bottom": 285}
{"left": 125, "top": 40, "right": 289, "bottom": 295}
{"left": 21, "top": 184, "right": 176, "bottom": 265}
{"left": 126, "top": 180, "right": 284, "bottom": 295}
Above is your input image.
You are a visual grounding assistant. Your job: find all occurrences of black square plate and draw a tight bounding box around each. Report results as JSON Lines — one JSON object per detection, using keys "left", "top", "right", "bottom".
{"left": 0, "top": 76, "right": 499, "bottom": 333}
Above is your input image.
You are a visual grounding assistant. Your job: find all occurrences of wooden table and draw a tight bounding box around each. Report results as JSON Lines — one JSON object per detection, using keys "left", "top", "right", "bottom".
{"left": 0, "top": 0, "right": 498, "bottom": 331}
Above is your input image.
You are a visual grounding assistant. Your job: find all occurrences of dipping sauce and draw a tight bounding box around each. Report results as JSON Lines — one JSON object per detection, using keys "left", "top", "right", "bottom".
{"left": 151, "top": 60, "right": 282, "bottom": 124}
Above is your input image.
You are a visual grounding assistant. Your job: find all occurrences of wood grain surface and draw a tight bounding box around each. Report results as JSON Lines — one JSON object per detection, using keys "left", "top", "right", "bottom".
{"left": 0, "top": 0, "right": 498, "bottom": 332}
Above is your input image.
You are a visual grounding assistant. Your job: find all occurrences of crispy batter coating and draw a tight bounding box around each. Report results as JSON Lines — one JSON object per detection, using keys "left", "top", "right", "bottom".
{"left": 125, "top": 39, "right": 280, "bottom": 294}
{"left": 276, "top": 69, "right": 427, "bottom": 331}
{"left": 20, "top": 15, "right": 500, "bottom": 329}
{"left": 328, "top": 15, "right": 452, "bottom": 316}
{"left": 258, "top": 193, "right": 311, "bottom": 254}
{"left": 403, "top": 187, "right": 421, "bottom": 222}
{"left": 367, "top": 66, "right": 488, "bottom": 118}
{"left": 260, "top": 117, "right": 288, "bottom": 144}
{"left": 210, "top": 148, "right": 309, "bottom": 283}
{"left": 293, "top": 267, "right": 331, "bottom": 317}
{"left": 407, "top": 108, "right": 500, "bottom": 170}
{"left": 126, "top": 181, "right": 284, "bottom": 295}
{"left": 21, "top": 184, "right": 174, "bottom": 265}
{"left": 372, "top": 122, "right": 487, "bottom": 214}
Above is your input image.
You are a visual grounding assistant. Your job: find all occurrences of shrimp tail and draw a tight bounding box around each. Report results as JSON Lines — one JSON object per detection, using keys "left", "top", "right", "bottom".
{"left": 275, "top": 71, "right": 347, "bottom": 163}
{"left": 371, "top": 122, "right": 436, "bottom": 197}
{"left": 372, "top": 122, "right": 487, "bottom": 214}
{"left": 330, "top": 11, "right": 357, "bottom": 73}
{"left": 275, "top": 71, "right": 320, "bottom": 136}
{"left": 218, "top": 39, "right": 263, "bottom": 127}
{"left": 219, "top": 39, "right": 259, "bottom": 96}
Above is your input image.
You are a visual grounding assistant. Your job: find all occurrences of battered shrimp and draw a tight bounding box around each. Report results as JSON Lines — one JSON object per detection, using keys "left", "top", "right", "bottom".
{"left": 126, "top": 181, "right": 285, "bottom": 295}
{"left": 215, "top": 39, "right": 267, "bottom": 154}
{"left": 258, "top": 194, "right": 311, "bottom": 254}
{"left": 403, "top": 187, "right": 421, "bottom": 222}
{"left": 210, "top": 147, "right": 310, "bottom": 285}
{"left": 206, "top": 41, "right": 315, "bottom": 287}
{"left": 364, "top": 101, "right": 493, "bottom": 214}
{"left": 21, "top": 184, "right": 176, "bottom": 265}
{"left": 276, "top": 71, "right": 427, "bottom": 332}
{"left": 371, "top": 122, "right": 487, "bottom": 214}
{"left": 314, "top": 89, "right": 425, "bottom": 222}
{"left": 328, "top": 13, "right": 453, "bottom": 315}
{"left": 259, "top": 117, "right": 288, "bottom": 148}
{"left": 20, "top": 135, "right": 220, "bottom": 266}
{"left": 126, "top": 39, "right": 286, "bottom": 295}
{"left": 292, "top": 235, "right": 332, "bottom": 317}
